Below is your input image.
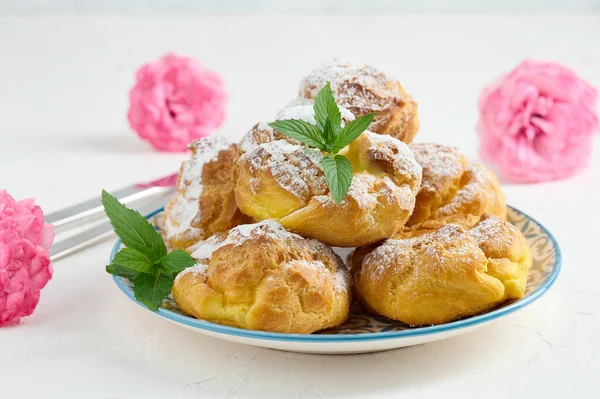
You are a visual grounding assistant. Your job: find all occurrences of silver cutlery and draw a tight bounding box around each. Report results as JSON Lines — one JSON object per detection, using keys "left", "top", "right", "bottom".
{"left": 48, "top": 173, "right": 177, "bottom": 261}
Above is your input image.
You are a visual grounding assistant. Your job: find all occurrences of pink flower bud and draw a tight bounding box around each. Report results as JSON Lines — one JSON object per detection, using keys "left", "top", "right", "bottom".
{"left": 477, "top": 60, "right": 599, "bottom": 183}
{"left": 0, "top": 190, "right": 54, "bottom": 326}
{"left": 127, "top": 53, "right": 228, "bottom": 152}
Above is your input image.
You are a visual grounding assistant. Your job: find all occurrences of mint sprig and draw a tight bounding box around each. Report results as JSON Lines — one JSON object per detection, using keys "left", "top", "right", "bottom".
{"left": 269, "top": 82, "right": 374, "bottom": 203}
{"left": 102, "top": 190, "right": 196, "bottom": 311}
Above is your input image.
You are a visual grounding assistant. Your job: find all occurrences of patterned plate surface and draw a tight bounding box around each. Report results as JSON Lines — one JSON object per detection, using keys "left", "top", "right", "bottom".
{"left": 111, "top": 206, "right": 560, "bottom": 354}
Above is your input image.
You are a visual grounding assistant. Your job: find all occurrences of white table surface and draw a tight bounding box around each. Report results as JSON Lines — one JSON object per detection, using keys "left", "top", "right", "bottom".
{"left": 1, "top": 14, "right": 599, "bottom": 399}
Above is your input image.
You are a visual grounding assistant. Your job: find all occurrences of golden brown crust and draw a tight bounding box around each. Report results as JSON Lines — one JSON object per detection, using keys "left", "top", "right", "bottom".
{"left": 407, "top": 143, "right": 507, "bottom": 226}
{"left": 172, "top": 221, "right": 352, "bottom": 334}
{"left": 238, "top": 122, "right": 298, "bottom": 155}
{"left": 235, "top": 131, "right": 422, "bottom": 247}
{"left": 235, "top": 140, "right": 329, "bottom": 222}
{"left": 351, "top": 214, "right": 532, "bottom": 325}
{"left": 164, "top": 138, "right": 251, "bottom": 250}
{"left": 298, "top": 59, "right": 419, "bottom": 143}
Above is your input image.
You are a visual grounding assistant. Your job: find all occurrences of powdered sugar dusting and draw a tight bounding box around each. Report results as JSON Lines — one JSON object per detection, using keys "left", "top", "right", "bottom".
{"left": 178, "top": 220, "right": 349, "bottom": 292}
{"left": 299, "top": 59, "right": 401, "bottom": 112}
{"left": 165, "top": 137, "right": 231, "bottom": 239}
{"left": 283, "top": 258, "right": 323, "bottom": 270}
{"left": 275, "top": 104, "right": 356, "bottom": 124}
{"left": 333, "top": 266, "right": 351, "bottom": 293}
{"left": 367, "top": 131, "right": 411, "bottom": 157}
{"left": 276, "top": 105, "right": 318, "bottom": 124}
{"left": 365, "top": 132, "right": 422, "bottom": 188}
{"left": 239, "top": 112, "right": 421, "bottom": 224}
{"left": 240, "top": 105, "right": 356, "bottom": 155}
{"left": 286, "top": 259, "right": 350, "bottom": 293}
{"left": 187, "top": 220, "right": 294, "bottom": 261}
{"left": 410, "top": 142, "right": 465, "bottom": 193}
{"left": 409, "top": 143, "right": 506, "bottom": 223}
{"left": 365, "top": 239, "right": 403, "bottom": 279}
{"left": 243, "top": 140, "right": 327, "bottom": 199}
{"left": 456, "top": 165, "right": 493, "bottom": 201}
{"left": 366, "top": 223, "right": 476, "bottom": 280}
{"left": 468, "top": 214, "right": 515, "bottom": 248}
{"left": 178, "top": 221, "right": 294, "bottom": 279}
{"left": 239, "top": 122, "right": 279, "bottom": 154}
{"left": 345, "top": 173, "right": 381, "bottom": 209}
{"left": 304, "top": 132, "right": 421, "bottom": 210}
{"left": 436, "top": 164, "right": 499, "bottom": 217}
{"left": 176, "top": 262, "right": 208, "bottom": 282}
{"left": 314, "top": 132, "right": 421, "bottom": 209}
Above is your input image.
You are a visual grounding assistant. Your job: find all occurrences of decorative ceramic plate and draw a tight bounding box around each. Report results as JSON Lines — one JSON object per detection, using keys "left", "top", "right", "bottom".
{"left": 111, "top": 206, "right": 561, "bottom": 354}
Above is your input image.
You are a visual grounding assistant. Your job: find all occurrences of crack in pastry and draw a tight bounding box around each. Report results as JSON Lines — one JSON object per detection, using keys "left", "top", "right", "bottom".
{"left": 351, "top": 214, "right": 532, "bottom": 326}
{"left": 407, "top": 142, "right": 507, "bottom": 226}
{"left": 297, "top": 59, "right": 420, "bottom": 143}
{"left": 172, "top": 220, "right": 352, "bottom": 334}
{"left": 234, "top": 107, "right": 422, "bottom": 247}
{"left": 164, "top": 137, "right": 252, "bottom": 251}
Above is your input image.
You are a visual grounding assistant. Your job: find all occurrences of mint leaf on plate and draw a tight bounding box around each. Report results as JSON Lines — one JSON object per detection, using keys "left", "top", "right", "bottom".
{"left": 103, "top": 191, "right": 198, "bottom": 312}
{"left": 133, "top": 270, "right": 174, "bottom": 312}
{"left": 102, "top": 190, "right": 167, "bottom": 262}
{"left": 106, "top": 264, "right": 141, "bottom": 280}
{"left": 112, "top": 248, "right": 153, "bottom": 273}
{"left": 159, "top": 249, "right": 196, "bottom": 274}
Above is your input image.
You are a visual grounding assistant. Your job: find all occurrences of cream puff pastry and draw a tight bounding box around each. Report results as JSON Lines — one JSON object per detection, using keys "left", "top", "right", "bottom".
{"left": 172, "top": 220, "right": 352, "bottom": 333}
{"left": 298, "top": 59, "right": 419, "bottom": 143}
{"left": 352, "top": 214, "right": 532, "bottom": 325}
{"left": 164, "top": 137, "right": 251, "bottom": 250}
{"left": 407, "top": 142, "right": 507, "bottom": 226}
{"left": 234, "top": 107, "right": 422, "bottom": 247}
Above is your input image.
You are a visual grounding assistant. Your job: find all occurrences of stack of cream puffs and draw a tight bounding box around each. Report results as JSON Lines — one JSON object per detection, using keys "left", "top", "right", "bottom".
{"left": 163, "top": 59, "right": 532, "bottom": 333}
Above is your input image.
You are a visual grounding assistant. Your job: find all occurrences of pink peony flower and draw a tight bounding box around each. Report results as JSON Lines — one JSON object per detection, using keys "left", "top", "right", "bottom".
{"left": 0, "top": 190, "right": 54, "bottom": 326}
{"left": 127, "top": 53, "right": 228, "bottom": 152}
{"left": 477, "top": 59, "right": 599, "bottom": 183}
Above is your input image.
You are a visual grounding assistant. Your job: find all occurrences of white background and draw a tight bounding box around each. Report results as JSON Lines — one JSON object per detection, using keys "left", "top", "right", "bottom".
{"left": 0, "top": 0, "right": 598, "bottom": 14}
{"left": 0, "top": 10, "right": 600, "bottom": 399}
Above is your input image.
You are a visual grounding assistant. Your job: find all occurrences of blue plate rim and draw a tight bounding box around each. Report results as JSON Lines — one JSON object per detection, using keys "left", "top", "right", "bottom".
{"left": 111, "top": 205, "right": 561, "bottom": 343}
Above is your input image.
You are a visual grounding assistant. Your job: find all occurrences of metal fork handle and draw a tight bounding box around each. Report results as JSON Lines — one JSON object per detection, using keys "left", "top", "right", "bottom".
{"left": 49, "top": 189, "right": 174, "bottom": 261}
{"left": 47, "top": 173, "right": 178, "bottom": 261}
{"left": 47, "top": 186, "right": 173, "bottom": 234}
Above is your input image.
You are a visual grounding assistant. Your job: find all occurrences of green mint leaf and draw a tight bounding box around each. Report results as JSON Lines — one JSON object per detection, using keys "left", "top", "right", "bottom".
{"left": 320, "top": 154, "right": 353, "bottom": 204}
{"left": 112, "top": 248, "right": 153, "bottom": 274}
{"left": 101, "top": 190, "right": 167, "bottom": 262}
{"left": 106, "top": 264, "right": 140, "bottom": 280}
{"left": 332, "top": 112, "right": 375, "bottom": 153}
{"left": 313, "top": 82, "right": 342, "bottom": 133}
{"left": 322, "top": 117, "right": 336, "bottom": 150}
{"left": 268, "top": 120, "right": 327, "bottom": 151}
{"left": 133, "top": 269, "right": 174, "bottom": 312}
{"left": 159, "top": 249, "right": 196, "bottom": 274}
